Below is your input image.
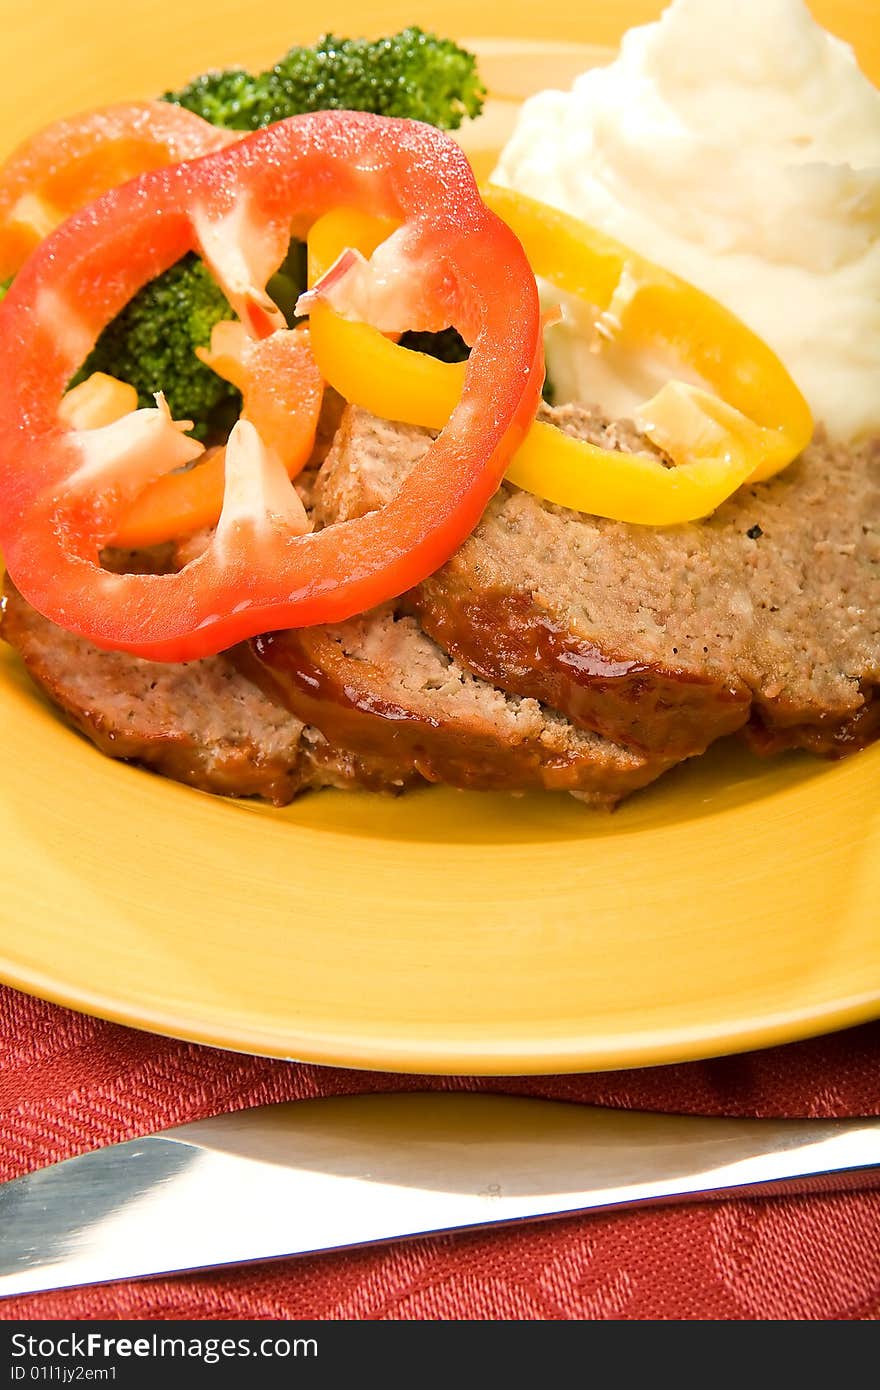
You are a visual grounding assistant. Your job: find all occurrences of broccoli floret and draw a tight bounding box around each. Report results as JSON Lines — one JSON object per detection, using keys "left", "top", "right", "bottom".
{"left": 0, "top": 276, "right": 12, "bottom": 302}
{"left": 162, "top": 68, "right": 265, "bottom": 132}
{"left": 164, "top": 28, "right": 485, "bottom": 132}
{"left": 73, "top": 254, "right": 240, "bottom": 440}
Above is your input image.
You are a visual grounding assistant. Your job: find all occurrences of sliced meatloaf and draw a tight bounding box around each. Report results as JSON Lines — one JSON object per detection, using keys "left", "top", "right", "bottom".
{"left": 242, "top": 606, "right": 676, "bottom": 804}
{"left": 2, "top": 579, "right": 672, "bottom": 807}
{"left": 314, "top": 405, "right": 880, "bottom": 760}
{"left": 0, "top": 579, "right": 418, "bottom": 804}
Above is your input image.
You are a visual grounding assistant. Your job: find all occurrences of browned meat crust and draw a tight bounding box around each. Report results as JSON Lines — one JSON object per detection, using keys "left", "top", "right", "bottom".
{"left": 742, "top": 689, "right": 880, "bottom": 757}
{"left": 409, "top": 588, "right": 749, "bottom": 760}
{"left": 314, "top": 405, "right": 880, "bottom": 760}
{"left": 3, "top": 578, "right": 669, "bottom": 807}
{"left": 0, "top": 579, "right": 418, "bottom": 804}
{"left": 243, "top": 607, "right": 676, "bottom": 805}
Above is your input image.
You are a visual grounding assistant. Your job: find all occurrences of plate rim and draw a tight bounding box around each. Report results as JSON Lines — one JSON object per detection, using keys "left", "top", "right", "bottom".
{"left": 3, "top": 954, "right": 880, "bottom": 1073}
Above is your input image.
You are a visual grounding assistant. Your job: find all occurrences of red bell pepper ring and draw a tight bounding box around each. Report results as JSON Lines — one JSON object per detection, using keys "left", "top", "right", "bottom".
{"left": 0, "top": 112, "right": 542, "bottom": 663}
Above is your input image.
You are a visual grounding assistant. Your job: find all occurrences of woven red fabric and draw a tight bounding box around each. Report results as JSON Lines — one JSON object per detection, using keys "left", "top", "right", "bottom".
{"left": 1, "top": 984, "right": 878, "bottom": 1321}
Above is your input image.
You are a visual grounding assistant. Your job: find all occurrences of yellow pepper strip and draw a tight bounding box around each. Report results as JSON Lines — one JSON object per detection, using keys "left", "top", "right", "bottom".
{"left": 511, "top": 387, "right": 765, "bottom": 525}
{"left": 307, "top": 208, "right": 465, "bottom": 430}
{"left": 305, "top": 195, "right": 813, "bottom": 525}
{"left": 308, "top": 208, "right": 466, "bottom": 430}
{"left": 485, "top": 187, "right": 812, "bottom": 485}
{"left": 58, "top": 372, "right": 138, "bottom": 430}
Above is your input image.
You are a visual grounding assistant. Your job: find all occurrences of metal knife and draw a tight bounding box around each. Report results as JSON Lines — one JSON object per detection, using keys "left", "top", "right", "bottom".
{"left": 2, "top": 1092, "right": 879, "bottom": 1298}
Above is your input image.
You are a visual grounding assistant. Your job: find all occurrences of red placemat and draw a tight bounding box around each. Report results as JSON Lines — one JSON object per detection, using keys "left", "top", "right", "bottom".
{"left": 1, "top": 984, "right": 879, "bottom": 1321}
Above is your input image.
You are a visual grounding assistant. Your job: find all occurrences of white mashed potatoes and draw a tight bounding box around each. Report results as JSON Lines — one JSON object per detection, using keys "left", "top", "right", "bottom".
{"left": 493, "top": 0, "right": 880, "bottom": 440}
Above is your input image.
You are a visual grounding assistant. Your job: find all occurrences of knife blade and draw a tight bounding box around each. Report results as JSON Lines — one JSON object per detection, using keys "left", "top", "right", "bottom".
{"left": 2, "top": 1092, "right": 878, "bottom": 1298}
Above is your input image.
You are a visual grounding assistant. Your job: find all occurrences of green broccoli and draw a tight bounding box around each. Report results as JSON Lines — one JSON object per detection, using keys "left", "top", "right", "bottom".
{"left": 73, "top": 254, "right": 240, "bottom": 440}
{"left": 164, "top": 28, "right": 485, "bottom": 132}
{"left": 0, "top": 276, "right": 12, "bottom": 302}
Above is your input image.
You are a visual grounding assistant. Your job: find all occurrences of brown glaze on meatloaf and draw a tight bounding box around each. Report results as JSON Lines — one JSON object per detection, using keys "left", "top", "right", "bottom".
{"left": 0, "top": 579, "right": 419, "bottom": 804}
{"left": 314, "top": 405, "right": 880, "bottom": 759}
{"left": 3, "top": 579, "right": 672, "bottom": 807}
{"left": 244, "top": 607, "right": 677, "bottom": 805}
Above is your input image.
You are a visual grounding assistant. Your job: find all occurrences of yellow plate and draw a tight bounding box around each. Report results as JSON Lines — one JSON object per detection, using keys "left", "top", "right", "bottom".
{"left": 1, "top": 1, "right": 878, "bottom": 1074}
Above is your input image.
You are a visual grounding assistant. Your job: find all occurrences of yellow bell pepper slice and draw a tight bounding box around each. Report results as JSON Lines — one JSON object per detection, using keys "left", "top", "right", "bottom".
{"left": 306, "top": 207, "right": 464, "bottom": 430}
{"left": 58, "top": 372, "right": 139, "bottom": 430}
{"left": 485, "top": 186, "right": 813, "bottom": 485}
{"left": 305, "top": 194, "right": 813, "bottom": 525}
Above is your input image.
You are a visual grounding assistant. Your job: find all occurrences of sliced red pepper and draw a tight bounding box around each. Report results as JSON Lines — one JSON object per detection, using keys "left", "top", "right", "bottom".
{"left": 0, "top": 101, "right": 234, "bottom": 278}
{"left": 0, "top": 111, "right": 542, "bottom": 662}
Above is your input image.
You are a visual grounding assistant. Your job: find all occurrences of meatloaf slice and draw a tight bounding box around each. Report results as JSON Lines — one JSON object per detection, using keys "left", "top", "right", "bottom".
{"left": 243, "top": 607, "right": 676, "bottom": 805}
{"left": 314, "top": 405, "right": 880, "bottom": 759}
{"left": 0, "top": 579, "right": 419, "bottom": 804}
{"left": 2, "top": 579, "right": 673, "bottom": 807}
